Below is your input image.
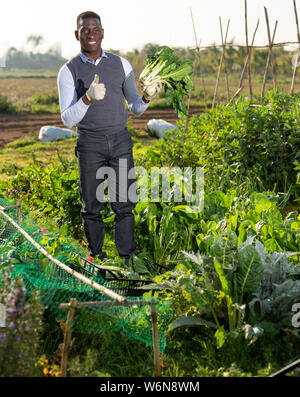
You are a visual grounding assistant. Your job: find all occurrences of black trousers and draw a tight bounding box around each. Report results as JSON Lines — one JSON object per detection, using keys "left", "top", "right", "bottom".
{"left": 75, "top": 128, "right": 137, "bottom": 259}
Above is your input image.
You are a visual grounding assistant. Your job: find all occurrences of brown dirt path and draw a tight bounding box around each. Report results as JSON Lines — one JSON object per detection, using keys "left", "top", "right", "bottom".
{"left": 0, "top": 107, "right": 205, "bottom": 148}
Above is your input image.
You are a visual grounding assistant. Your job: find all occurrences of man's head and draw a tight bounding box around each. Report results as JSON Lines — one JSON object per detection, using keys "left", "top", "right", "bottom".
{"left": 75, "top": 11, "right": 104, "bottom": 59}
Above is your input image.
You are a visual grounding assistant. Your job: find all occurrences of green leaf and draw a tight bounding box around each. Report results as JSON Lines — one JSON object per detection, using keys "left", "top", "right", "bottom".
{"left": 251, "top": 192, "right": 273, "bottom": 214}
{"left": 237, "top": 244, "right": 264, "bottom": 294}
{"left": 214, "top": 325, "right": 227, "bottom": 348}
{"left": 167, "top": 315, "right": 217, "bottom": 333}
{"left": 210, "top": 231, "right": 238, "bottom": 265}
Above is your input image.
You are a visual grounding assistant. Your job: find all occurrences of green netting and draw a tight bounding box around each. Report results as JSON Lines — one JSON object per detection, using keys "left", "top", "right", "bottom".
{"left": 0, "top": 197, "right": 173, "bottom": 352}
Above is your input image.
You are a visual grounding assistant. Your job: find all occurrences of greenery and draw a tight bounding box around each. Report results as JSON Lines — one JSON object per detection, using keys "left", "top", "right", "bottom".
{"left": 0, "top": 95, "right": 17, "bottom": 114}
{"left": 0, "top": 87, "right": 299, "bottom": 377}
{"left": 144, "top": 89, "right": 300, "bottom": 197}
{"left": 0, "top": 263, "right": 44, "bottom": 376}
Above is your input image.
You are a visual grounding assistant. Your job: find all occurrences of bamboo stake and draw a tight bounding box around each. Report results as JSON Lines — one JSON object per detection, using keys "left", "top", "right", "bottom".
{"left": 59, "top": 298, "right": 161, "bottom": 377}
{"left": 261, "top": 19, "right": 278, "bottom": 104}
{"left": 226, "top": 86, "right": 244, "bottom": 106}
{"left": 0, "top": 204, "right": 126, "bottom": 303}
{"left": 264, "top": 7, "right": 277, "bottom": 88}
{"left": 239, "top": 19, "right": 260, "bottom": 89}
{"left": 191, "top": 40, "right": 299, "bottom": 50}
{"left": 60, "top": 298, "right": 77, "bottom": 377}
{"left": 59, "top": 299, "right": 153, "bottom": 309}
{"left": 269, "top": 357, "right": 300, "bottom": 377}
{"left": 212, "top": 17, "right": 230, "bottom": 108}
{"left": 151, "top": 299, "right": 161, "bottom": 377}
{"left": 16, "top": 200, "right": 22, "bottom": 223}
{"left": 245, "top": 0, "right": 253, "bottom": 98}
{"left": 290, "top": 0, "right": 300, "bottom": 94}
{"left": 190, "top": 8, "right": 208, "bottom": 109}
{"left": 220, "top": 17, "right": 231, "bottom": 100}
{"left": 196, "top": 40, "right": 208, "bottom": 109}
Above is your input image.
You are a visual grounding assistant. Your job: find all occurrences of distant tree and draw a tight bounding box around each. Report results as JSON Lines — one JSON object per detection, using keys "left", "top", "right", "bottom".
{"left": 26, "top": 35, "right": 44, "bottom": 54}
{"left": 141, "top": 43, "right": 160, "bottom": 58}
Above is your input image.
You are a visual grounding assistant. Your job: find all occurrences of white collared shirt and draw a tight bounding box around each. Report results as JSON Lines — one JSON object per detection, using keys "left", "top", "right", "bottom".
{"left": 57, "top": 50, "right": 149, "bottom": 128}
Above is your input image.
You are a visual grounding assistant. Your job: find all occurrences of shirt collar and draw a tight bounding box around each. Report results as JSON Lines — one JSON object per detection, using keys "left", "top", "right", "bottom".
{"left": 79, "top": 50, "right": 108, "bottom": 65}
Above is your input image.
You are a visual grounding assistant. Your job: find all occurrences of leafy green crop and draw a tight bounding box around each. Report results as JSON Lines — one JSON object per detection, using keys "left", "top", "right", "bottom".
{"left": 139, "top": 46, "right": 194, "bottom": 119}
{"left": 144, "top": 89, "right": 300, "bottom": 196}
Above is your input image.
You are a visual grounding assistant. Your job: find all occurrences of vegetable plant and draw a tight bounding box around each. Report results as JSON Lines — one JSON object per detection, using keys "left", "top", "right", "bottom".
{"left": 139, "top": 46, "right": 194, "bottom": 119}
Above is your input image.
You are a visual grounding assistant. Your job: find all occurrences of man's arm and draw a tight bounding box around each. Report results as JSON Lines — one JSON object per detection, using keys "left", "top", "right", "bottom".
{"left": 57, "top": 65, "right": 91, "bottom": 128}
{"left": 121, "top": 57, "right": 150, "bottom": 116}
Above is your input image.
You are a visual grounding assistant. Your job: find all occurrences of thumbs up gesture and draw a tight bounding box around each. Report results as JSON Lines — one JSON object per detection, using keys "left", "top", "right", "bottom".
{"left": 86, "top": 74, "right": 106, "bottom": 101}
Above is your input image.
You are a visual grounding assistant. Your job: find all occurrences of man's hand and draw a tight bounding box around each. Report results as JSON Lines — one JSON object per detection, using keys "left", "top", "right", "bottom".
{"left": 86, "top": 74, "right": 106, "bottom": 101}
{"left": 142, "top": 82, "right": 163, "bottom": 102}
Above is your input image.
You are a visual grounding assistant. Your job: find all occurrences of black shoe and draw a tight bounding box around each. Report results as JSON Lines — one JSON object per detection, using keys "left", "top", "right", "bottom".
{"left": 96, "top": 251, "right": 107, "bottom": 261}
{"left": 124, "top": 254, "right": 135, "bottom": 267}
{"left": 95, "top": 254, "right": 107, "bottom": 279}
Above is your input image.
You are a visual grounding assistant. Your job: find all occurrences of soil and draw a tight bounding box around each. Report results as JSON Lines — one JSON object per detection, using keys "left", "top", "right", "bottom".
{"left": 0, "top": 107, "right": 205, "bottom": 148}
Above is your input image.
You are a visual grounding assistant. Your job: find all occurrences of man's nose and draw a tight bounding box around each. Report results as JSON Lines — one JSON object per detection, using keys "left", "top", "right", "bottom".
{"left": 87, "top": 31, "right": 95, "bottom": 39}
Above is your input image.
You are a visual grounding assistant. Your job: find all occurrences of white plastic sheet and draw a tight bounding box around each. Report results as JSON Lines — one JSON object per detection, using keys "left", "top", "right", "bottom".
{"left": 38, "top": 126, "right": 76, "bottom": 142}
{"left": 147, "top": 119, "right": 176, "bottom": 140}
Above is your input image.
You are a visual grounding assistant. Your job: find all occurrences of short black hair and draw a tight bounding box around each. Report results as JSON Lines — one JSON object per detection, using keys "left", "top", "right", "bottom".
{"left": 76, "top": 11, "right": 102, "bottom": 29}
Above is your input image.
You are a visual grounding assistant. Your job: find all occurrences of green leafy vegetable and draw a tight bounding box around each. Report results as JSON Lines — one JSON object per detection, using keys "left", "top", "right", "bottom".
{"left": 139, "top": 46, "right": 194, "bottom": 119}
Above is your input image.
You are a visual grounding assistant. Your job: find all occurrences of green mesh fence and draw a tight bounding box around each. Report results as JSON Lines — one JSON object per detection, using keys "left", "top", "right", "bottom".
{"left": 0, "top": 197, "right": 173, "bottom": 352}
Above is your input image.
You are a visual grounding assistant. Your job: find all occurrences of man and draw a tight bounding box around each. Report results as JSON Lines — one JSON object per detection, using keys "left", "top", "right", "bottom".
{"left": 57, "top": 11, "right": 161, "bottom": 266}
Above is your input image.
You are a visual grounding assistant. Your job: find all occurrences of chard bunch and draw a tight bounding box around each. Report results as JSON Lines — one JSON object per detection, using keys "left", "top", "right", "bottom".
{"left": 139, "top": 46, "right": 194, "bottom": 119}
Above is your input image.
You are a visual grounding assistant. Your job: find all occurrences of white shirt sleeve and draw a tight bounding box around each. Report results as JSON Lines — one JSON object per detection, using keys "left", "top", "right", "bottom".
{"left": 120, "top": 57, "right": 149, "bottom": 116}
{"left": 57, "top": 64, "right": 89, "bottom": 128}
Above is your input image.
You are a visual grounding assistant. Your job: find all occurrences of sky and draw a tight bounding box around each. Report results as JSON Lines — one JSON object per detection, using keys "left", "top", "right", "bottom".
{"left": 0, "top": 0, "right": 299, "bottom": 59}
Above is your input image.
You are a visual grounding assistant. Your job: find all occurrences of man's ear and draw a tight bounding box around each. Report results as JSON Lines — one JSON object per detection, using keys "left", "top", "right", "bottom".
{"left": 75, "top": 30, "right": 79, "bottom": 41}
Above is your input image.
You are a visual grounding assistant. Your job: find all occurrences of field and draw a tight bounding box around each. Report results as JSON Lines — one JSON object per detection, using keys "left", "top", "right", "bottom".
{"left": 0, "top": 72, "right": 298, "bottom": 148}
{"left": 0, "top": 76, "right": 206, "bottom": 149}
{"left": 0, "top": 69, "right": 299, "bottom": 378}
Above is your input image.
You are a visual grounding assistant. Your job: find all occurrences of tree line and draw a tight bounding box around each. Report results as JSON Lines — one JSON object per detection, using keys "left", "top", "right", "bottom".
{"left": 4, "top": 37, "right": 297, "bottom": 78}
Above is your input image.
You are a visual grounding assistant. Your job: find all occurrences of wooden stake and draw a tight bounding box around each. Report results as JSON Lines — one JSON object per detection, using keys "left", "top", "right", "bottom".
{"left": 196, "top": 40, "right": 208, "bottom": 109}
{"left": 151, "top": 299, "right": 161, "bottom": 377}
{"left": 190, "top": 8, "right": 208, "bottom": 109}
{"left": 220, "top": 17, "right": 231, "bottom": 100}
{"left": 290, "top": 0, "right": 300, "bottom": 94}
{"left": 212, "top": 17, "right": 230, "bottom": 108}
{"left": 60, "top": 298, "right": 77, "bottom": 377}
{"left": 239, "top": 19, "right": 260, "bottom": 89}
{"left": 16, "top": 200, "right": 22, "bottom": 223}
{"left": 261, "top": 17, "right": 278, "bottom": 104}
{"left": 226, "top": 86, "right": 244, "bottom": 106}
{"left": 264, "top": 7, "right": 277, "bottom": 88}
{"left": 244, "top": 0, "right": 253, "bottom": 98}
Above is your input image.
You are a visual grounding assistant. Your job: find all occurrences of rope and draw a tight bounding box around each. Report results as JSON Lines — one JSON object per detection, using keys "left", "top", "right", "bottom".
{"left": 0, "top": 204, "right": 126, "bottom": 303}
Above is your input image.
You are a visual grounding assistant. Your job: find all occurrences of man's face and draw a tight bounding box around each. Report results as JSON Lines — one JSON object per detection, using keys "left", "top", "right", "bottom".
{"left": 75, "top": 17, "right": 104, "bottom": 57}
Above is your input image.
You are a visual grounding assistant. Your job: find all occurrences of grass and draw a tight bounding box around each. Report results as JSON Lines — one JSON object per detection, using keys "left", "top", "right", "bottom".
{"left": 0, "top": 69, "right": 58, "bottom": 78}
{"left": 0, "top": 129, "right": 157, "bottom": 182}
{"left": 0, "top": 136, "right": 75, "bottom": 182}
